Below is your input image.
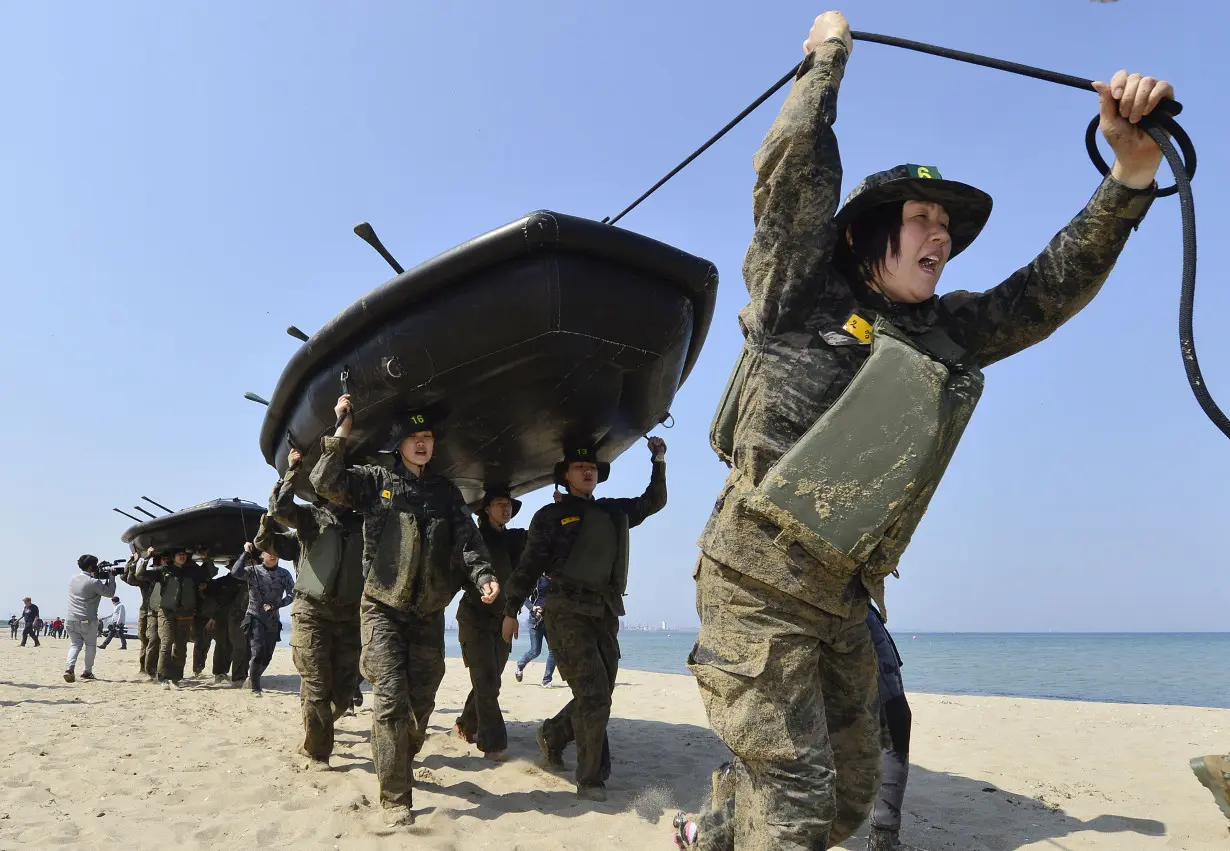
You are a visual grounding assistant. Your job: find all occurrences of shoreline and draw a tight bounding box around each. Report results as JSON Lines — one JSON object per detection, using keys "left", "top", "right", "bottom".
{"left": 2, "top": 640, "right": 1227, "bottom": 849}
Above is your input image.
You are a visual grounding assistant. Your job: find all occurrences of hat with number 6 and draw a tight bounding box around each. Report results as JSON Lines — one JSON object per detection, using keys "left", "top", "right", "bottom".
{"left": 834, "top": 164, "right": 993, "bottom": 259}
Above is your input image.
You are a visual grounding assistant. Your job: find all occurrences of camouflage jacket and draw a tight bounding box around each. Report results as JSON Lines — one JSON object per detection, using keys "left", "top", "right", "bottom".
{"left": 310, "top": 435, "right": 494, "bottom": 614}
{"left": 262, "top": 464, "right": 364, "bottom": 620}
{"left": 456, "top": 523, "right": 527, "bottom": 629}
{"left": 504, "top": 459, "right": 667, "bottom": 618}
{"left": 698, "top": 39, "right": 1156, "bottom": 620}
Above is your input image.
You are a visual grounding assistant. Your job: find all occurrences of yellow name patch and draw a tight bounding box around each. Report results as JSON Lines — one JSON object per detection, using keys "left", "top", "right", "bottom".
{"left": 561, "top": 516, "right": 580, "bottom": 525}
{"left": 381, "top": 489, "right": 392, "bottom": 499}
{"left": 843, "top": 313, "right": 873, "bottom": 343}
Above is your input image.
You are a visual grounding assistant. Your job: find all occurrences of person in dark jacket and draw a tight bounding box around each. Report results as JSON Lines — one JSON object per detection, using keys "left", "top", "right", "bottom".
{"left": 514, "top": 575, "right": 557, "bottom": 686}
{"left": 311, "top": 395, "right": 497, "bottom": 826}
{"left": 18, "top": 598, "right": 40, "bottom": 647}
{"left": 230, "top": 541, "right": 295, "bottom": 696}
{"left": 203, "top": 565, "right": 250, "bottom": 687}
{"left": 502, "top": 437, "right": 667, "bottom": 801}
{"left": 454, "top": 484, "right": 527, "bottom": 760}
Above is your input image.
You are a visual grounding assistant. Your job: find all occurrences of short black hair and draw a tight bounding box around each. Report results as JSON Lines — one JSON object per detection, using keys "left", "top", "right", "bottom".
{"left": 833, "top": 200, "right": 905, "bottom": 288}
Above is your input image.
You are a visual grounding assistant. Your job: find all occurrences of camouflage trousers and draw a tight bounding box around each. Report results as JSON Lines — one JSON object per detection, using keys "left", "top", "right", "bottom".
{"left": 360, "top": 597, "right": 447, "bottom": 810}
{"left": 540, "top": 606, "right": 618, "bottom": 789}
{"left": 456, "top": 618, "right": 512, "bottom": 753}
{"left": 156, "top": 610, "right": 194, "bottom": 683}
{"left": 291, "top": 596, "right": 362, "bottom": 761}
{"left": 687, "top": 555, "right": 880, "bottom": 851}
{"left": 210, "top": 602, "right": 250, "bottom": 682}
{"left": 192, "top": 614, "right": 212, "bottom": 675}
{"left": 137, "top": 606, "right": 156, "bottom": 676}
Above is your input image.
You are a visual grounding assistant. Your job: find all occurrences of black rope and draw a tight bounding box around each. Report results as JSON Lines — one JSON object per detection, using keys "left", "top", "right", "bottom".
{"left": 604, "top": 31, "right": 1225, "bottom": 440}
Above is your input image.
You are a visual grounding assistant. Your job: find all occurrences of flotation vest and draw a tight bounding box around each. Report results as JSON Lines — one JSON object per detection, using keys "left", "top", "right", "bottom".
{"left": 553, "top": 505, "right": 631, "bottom": 595}
{"left": 296, "top": 518, "right": 364, "bottom": 607}
{"left": 713, "top": 314, "right": 984, "bottom": 583}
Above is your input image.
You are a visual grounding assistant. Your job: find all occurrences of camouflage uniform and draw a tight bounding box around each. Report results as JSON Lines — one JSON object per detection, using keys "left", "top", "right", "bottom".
{"left": 311, "top": 434, "right": 494, "bottom": 813}
{"left": 264, "top": 466, "right": 365, "bottom": 762}
{"left": 152, "top": 560, "right": 213, "bottom": 684}
{"left": 456, "top": 520, "right": 526, "bottom": 754}
{"left": 204, "top": 572, "right": 250, "bottom": 683}
{"left": 122, "top": 554, "right": 158, "bottom": 677}
{"left": 690, "top": 38, "right": 1157, "bottom": 851}
{"left": 503, "top": 458, "right": 667, "bottom": 792}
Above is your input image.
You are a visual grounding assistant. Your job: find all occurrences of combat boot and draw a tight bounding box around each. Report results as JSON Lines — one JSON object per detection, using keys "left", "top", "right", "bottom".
{"left": 536, "top": 725, "right": 564, "bottom": 767}
{"left": 1190, "top": 754, "right": 1230, "bottom": 826}
{"left": 867, "top": 825, "right": 920, "bottom": 850}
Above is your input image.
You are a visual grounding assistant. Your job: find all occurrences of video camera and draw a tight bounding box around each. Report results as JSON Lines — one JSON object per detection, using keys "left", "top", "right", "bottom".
{"left": 83, "top": 557, "right": 127, "bottom": 577}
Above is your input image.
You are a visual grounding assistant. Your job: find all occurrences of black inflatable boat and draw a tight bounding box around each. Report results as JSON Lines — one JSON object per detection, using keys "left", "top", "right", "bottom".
{"left": 119, "top": 498, "right": 266, "bottom": 557}
{"left": 259, "top": 210, "right": 718, "bottom": 506}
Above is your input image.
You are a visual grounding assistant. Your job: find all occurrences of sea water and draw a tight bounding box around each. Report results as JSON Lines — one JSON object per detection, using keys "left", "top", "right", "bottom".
{"left": 467, "top": 629, "right": 1230, "bottom": 709}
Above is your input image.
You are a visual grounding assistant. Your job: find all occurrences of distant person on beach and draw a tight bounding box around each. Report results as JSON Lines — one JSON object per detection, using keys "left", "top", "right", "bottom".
{"left": 261, "top": 445, "right": 364, "bottom": 769}
{"left": 230, "top": 541, "right": 295, "bottom": 696}
{"left": 681, "top": 10, "right": 1174, "bottom": 850}
{"left": 513, "top": 575, "right": 557, "bottom": 687}
{"left": 63, "top": 555, "right": 117, "bottom": 682}
{"left": 1190, "top": 754, "right": 1230, "bottom": 833}
{"left": 502, "top": 438, "right": 668, "bottom": 802}
{"left": 19, "top": 598, "right": 40, "bottom": 647}
{"left": 454, "top": 484, "right": 526, "bottom": 761}
{"left": 100, "top": 596, "right": 127, "bottom": 650}
{"left": 8, "top": 615, "right": 17, "bottom": 639}
{"left": 312, "top": 398, "right": 498, "bottom": 827}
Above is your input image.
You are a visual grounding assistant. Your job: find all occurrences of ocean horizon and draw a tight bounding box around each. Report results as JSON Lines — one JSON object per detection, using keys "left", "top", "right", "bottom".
{"left": 457, "top": 629, "right": 1230, "bottom": 710}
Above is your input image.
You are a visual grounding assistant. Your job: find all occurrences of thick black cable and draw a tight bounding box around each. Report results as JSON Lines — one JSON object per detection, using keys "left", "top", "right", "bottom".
{"left": 1150, "top": 128, "right": 1227, "bottom": 438}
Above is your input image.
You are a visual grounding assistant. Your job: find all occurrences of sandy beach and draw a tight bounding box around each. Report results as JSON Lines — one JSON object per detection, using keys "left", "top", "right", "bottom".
{"left": 1, "top": 638, "right": 1226, "bottom": 850}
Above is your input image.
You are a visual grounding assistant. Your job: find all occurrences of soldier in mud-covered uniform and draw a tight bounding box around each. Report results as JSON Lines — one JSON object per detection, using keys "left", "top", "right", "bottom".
{"left": 311, "top": 395, "right": 498, "bottom": 826}
{"left": 674, "top": 11, "right": 1175, "bottom": 851}
{"left": 122, "top": 547, "right": 160, "bottom": 678}
{"left": 501, "top": 438, "right": 667, "bottom": 802}
{"left": 261, "top": 445, "right": 365, "bottom": 769}
{"left": 453, "top": 484, "right": 527, "bottom": 760}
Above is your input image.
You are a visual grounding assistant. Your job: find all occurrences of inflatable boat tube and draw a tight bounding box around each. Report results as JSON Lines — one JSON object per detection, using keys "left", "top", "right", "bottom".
{"left": 259, "top": 210, "right": 718, "bottom": 507}
{"left": 119, "top": 498, "right": 266, "bottom": 558}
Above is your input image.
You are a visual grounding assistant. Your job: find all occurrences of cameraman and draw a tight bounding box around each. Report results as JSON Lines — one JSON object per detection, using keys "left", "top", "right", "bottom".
{"left": 64, "top": 555, "right": 117, "bottom": 682}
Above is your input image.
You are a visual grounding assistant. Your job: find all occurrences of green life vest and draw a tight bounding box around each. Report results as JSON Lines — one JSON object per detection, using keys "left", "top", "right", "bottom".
{"left": 365, "top": 480, "right": 455, "bottom": 613}
{"left": 722, "top": 315, "right": 984, "bottom": 581}
{"left": 159, "top": 570, "right": 198, "bottom": 613}
{"left": 148, "top": 580, "right": 162, "bottom": 610}
{"left": 553, "top": 506, "right": 630, "bottom": 595}
{"left": 296, "top": 522, "right": 365, "bottom": 607}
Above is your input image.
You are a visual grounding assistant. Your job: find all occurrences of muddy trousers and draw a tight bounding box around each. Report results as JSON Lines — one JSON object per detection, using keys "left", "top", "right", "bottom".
{"left": 156, "top": 611, "right": 193, "bottom": 682}
{"left": 688, "top": 556, "right": 881, "bottom": 851}
{"left": 192, "top": 615, "right": 212, "bottom": 674}
{"left": 540, "top": 606, "right": 618, "bottom": 789}
{"left": 135, "top": 607, "right": 150, "bottom": 673}
{"left": 360, "top": 598, "right": 447, "bottom": 810}
{"left": 456, "top": 620, "right": 512, "bottom": 753}
{"left": 142, "top": 609, "right": 160, "bottom": 677}
{"left": 290, "top": 598, "right": 361, "bottom": 761}
{"left": 867, "top": 605, "right": 912, "bottom": 834}
{"left": 210, "top": 604, "right": 250, "bottom": 682}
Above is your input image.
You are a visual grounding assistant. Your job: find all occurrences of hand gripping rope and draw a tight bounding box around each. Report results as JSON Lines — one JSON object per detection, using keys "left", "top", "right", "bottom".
{"left": 604, "top": 32, "right": 1225, "bottom": 440}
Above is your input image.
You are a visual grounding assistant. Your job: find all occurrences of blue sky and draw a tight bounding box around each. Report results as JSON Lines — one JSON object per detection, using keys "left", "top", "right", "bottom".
{"left": 2, "top": 1, "right": 1226, "bottom": 632}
